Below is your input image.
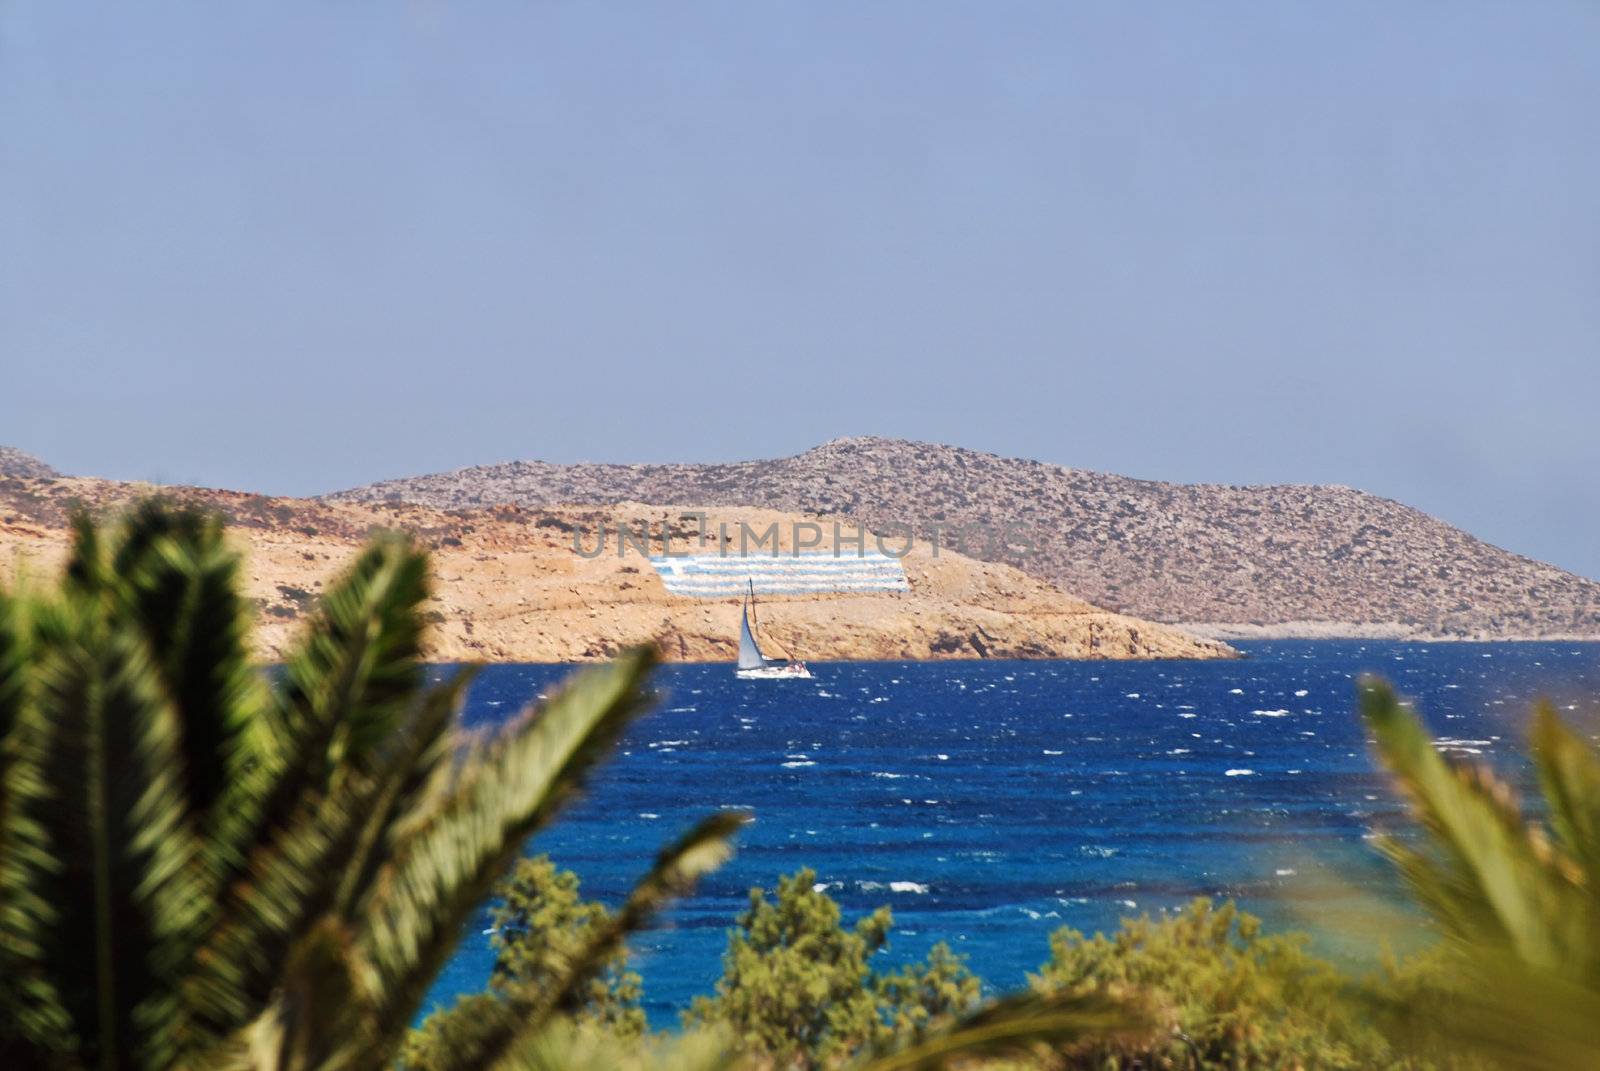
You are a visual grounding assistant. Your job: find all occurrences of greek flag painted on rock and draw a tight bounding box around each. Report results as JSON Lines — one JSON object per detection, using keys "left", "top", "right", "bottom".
{"left": 648, "top": 552, "right": 909, "bottom": 598}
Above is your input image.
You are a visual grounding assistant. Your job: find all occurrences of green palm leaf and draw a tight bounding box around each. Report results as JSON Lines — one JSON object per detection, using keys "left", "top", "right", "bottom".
{"left": 354, "top": 649, "right": 659, "bottom": 1047}
{"left": 1359, "top": 678, "right": 1590, "bottom": 972}
{"left": 25, "top": 599, "right": 208, "bottom": 1070}
{"left": 0, "top": 591, "right": 73, "bottom": 1061}
{"left": 334, "top": 668, "right": 480, "bottom": 919}
{"left": 262, "top": 537, "right": 429, "bottom": 831}
{"left": 1529, "top": 701, "right": 1600, "bottom": 891}
{"left": 103, "top": 504, "right": 273, "bottom": 878}
{"left": 1360, "top": 678, "right": 1600, "bottom": 1067}
{"left": 394, "top": 809, "right": 749, "bottom": 1071}
{"left": 849, "top": 990, "right": 1147, "bottom": 1071}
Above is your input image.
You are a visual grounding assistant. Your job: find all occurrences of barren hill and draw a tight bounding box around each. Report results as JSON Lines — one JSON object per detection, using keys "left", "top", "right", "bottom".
{"left": 0, "top": 447, "right": 58, "bottom": 479}
{"left": 331, "top": 437, "right": 1600, "bottom": 640}
{"left": 0, "top": 475, "right": 1231, "bottom": 663}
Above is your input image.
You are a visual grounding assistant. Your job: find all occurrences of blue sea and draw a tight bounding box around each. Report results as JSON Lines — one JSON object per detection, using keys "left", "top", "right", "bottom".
{"left": 423, "top": 641, "right": 1600, "bottom": 1025}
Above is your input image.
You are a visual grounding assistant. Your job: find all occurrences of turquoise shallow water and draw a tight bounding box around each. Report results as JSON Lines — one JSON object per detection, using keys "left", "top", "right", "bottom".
{"left": 421, "top": 641, "right": 1600, "bottom": 1025}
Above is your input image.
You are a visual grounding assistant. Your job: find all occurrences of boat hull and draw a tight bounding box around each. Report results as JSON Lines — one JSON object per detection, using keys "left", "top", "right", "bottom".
{"left": 735, "top": 664, "right": 813, "bottom": 680}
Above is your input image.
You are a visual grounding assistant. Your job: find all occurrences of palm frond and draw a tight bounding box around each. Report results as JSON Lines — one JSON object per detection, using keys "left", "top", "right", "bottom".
{"left": 259, "top": 537, "right": 430, "bottom": 838}
{"left": 1359, "top": 678, "right": 1588, "bottom": 971}
{"left": 185, "top": 784, "right": 363, "bottom": 1049}
{"left": 1529, "top": 701, "right": 1600, "bottom": 889}
{"left": 103, "top": 504, "right": 273, "bottom": 879}
{"left": 849, "top": 990, "right": 1148, "bottom": 1071}
{"left": 1374, "top": 949, "right": 1600, "bottom": 1071}
{"left": 0, "top": 591, "right": 74, "bottom": 1060}
{"left": 245, "top": 916, "right": 371, "bottom": 1071}
{"left": 25, "top": 600, "right": 208, "bottom": 1070}
{"left": 334, "top": 668, "right": 479, "bottom": 919}
{"left": 387, "top": 808, "right": 747, "bottom": 1071}
{"left": 354, "top": 649, "right": 659, "bottom": 1051}
{"left": 62, "top": 512, "right": 105, "bottom": 598}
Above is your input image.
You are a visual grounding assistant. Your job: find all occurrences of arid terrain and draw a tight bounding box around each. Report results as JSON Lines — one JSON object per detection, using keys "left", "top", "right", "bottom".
{"left": 332, "top": 437, "right": 1600, "bottom": 640}
{"left": 0, "top": 467, "right": 1232, "bottom": 663}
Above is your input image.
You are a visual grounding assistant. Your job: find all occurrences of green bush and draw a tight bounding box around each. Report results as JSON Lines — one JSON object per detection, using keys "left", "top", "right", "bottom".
{"left": 406, "top": 856, "right": 647, "bottom": 1069}
{"left": 1031, "top": 898, "right": 1422, "bottom": 1070}
{"left": 685, "top": 868, "right": 983, "bottom": 1067}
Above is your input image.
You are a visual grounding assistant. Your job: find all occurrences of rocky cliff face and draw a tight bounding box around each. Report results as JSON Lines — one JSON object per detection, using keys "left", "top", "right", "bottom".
{"left": 330, "top": 437, "right": 1600, "bottom": 639}
{"left": 0, "top": 476, "right": 1233, "bottom": 663}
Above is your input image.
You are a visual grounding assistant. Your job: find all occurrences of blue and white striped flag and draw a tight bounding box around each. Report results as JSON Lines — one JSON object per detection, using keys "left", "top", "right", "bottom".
{"left": 648, "top": 551, "right": 909, "bottom": 598}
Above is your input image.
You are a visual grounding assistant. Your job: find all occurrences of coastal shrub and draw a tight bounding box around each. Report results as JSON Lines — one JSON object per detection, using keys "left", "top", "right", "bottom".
{"left": 405, "top": 856, "right": 647, "bottom": 1069}
{"left": 1358, "top": 680, "right": 1600, "bottom": 1069}
{"left": 424, "top": 860, "right": 1144, "bottom": 1070}
{"left": 0, "top": 501, "right": 744, "bottom": 1071}
{"left": 1030, "top": 898, "right": 1415, "bottom": 1070}
{"left": 685, "top": 868, "right": 986, "bottom": 1067}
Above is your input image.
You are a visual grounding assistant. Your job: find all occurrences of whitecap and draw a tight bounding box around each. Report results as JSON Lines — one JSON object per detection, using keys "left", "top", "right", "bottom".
{"left": 1228, "top": 688, "right": 1244, "bottom": 695}
{"left": 638, "top": 812, "right": 660, "bottom": 819}
{"left": 1042, "top": 749, "right": 1064, "bottom": 755}
{"left": 1125, "top": 692, "right": 1141, "bottom": 699}
{"left": 782, "top": 760, "right": 816, "bottom": 768}
{"left": 889, "top": 881, "right": 929, "bottom": 894}
{"left": 871, "top": 771, "right": 908, "bottom": 779}
{"left": 1293, "top": 689, "right": 1309, "bottom": 698}
{"left": 1251, "top": 709, "right": 1292, "bottom": 717}
{"left": 1225, "top": 768, "right": 1255, "bottom": 776}
{"left": 1275, "top": 868, "right": 1297, "bottom": 877}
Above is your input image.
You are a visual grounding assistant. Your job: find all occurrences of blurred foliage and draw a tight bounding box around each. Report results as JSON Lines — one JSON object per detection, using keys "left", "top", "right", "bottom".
{"left": 0, "top": 501, "right": 743, "bottom": 1071}
{"left": 1360, "top": 679, "right": 1600, "bottom": 1070}
{"left": 1030, "top": 897, "right": 1463, "bottom": 1070}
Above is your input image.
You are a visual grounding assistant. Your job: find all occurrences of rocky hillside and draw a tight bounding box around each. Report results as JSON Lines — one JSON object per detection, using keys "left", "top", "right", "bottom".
{"left": 331, "top": 437, "right": 1600, "bottom": 639}
{"left": 0, "top": 447, "right": 58, "bottom": 479}
{"left": 0, "top": 475, "right": 1232, "bottom": 663}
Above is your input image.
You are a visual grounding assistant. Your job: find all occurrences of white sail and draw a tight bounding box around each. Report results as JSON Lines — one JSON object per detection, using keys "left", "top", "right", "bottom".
{"left": 737, "top": 599, "right": 767, "bottom": 671}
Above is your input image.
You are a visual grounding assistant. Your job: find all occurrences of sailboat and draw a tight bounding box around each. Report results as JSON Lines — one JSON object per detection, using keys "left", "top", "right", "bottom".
{"left": 736, "top": 580, "right": 812, "bottom": 679}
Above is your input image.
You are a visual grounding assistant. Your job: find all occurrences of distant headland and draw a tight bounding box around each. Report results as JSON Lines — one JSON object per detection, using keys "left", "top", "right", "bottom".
{"left": 327, "top": 436, "right": 1600, "bottom": 641}
{"left": 0, "top": 459, "right": 1233, "bottom": 663}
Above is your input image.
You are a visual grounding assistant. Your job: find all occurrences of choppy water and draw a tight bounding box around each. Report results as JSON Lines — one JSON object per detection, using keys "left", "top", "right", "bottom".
{"left": 422, "top": 641, "right": 1600, "bottom": 1025}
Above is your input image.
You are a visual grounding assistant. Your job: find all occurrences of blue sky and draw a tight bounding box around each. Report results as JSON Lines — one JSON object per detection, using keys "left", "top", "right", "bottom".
{"left": 3, "top": 3, "right": 1598, "bottom": 576}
